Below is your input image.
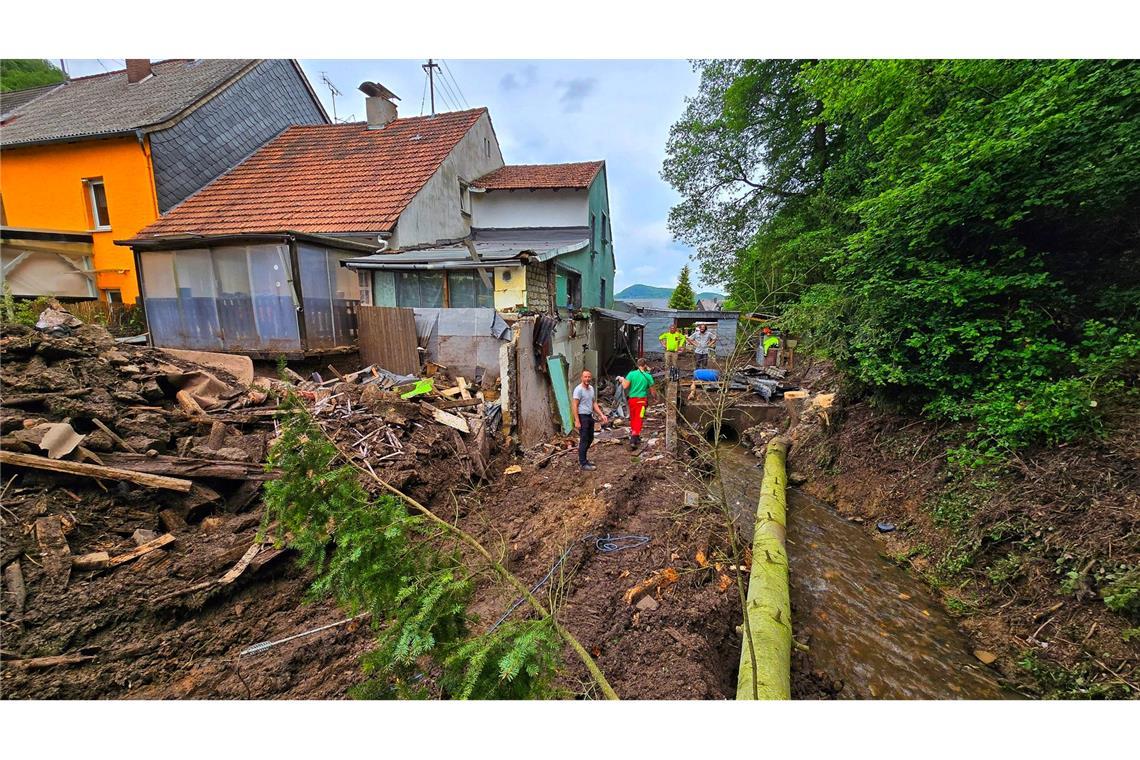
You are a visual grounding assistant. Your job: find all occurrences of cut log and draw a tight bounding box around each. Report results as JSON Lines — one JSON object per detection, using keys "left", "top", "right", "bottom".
{"left": 72, "top": 551, "right": 111, "bottom": 572}
{"left": 96, "top": 453, "right": 275, "bottom": 481}
{"left": 35, "top": 516, "right": 72, "bottom": 588}
{"left": 206, "top": 421, "right": 229, "bottom": 450}
{"left": 737, "top": 436, "right": 791, "bottom": 700}
{"left": 3, "top": 560, "right": 26, "bottom": 622}
{"left": 108, "top": 533, "right": 176, "bottom": 567}
{"left": 176, "top": 390, "right": 206, "bottom": 418}
{"left": 419, "top": 402, "right": 470, "bottom": 434}
{"left": 0, "top": 450, "right": 193, "bottom": 492}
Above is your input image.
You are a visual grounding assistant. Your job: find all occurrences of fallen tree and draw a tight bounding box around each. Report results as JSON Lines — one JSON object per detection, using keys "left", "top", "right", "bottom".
{"left": 737, "top": 435, "right": 791, "bottom": 700}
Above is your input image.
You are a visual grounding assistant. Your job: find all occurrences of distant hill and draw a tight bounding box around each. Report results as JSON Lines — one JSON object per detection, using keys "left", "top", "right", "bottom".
{"left": 616, "top": 284, "right": 725, "bottom": 301}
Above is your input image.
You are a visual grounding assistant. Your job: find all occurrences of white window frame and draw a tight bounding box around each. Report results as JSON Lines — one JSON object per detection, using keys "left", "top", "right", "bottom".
{"left": 357, "top": 271, "right": 373, "bottom": 306}
{"left": 459, "top": 180, "right": 472, "bottom": 216}
{"left": 84, "top": 178, "right": 111, "bottom": 230}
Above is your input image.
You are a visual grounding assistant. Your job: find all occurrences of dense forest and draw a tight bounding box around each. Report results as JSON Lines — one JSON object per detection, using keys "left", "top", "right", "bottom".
{"left": 663, "top": 60, "right": 1139, "bottom": 465}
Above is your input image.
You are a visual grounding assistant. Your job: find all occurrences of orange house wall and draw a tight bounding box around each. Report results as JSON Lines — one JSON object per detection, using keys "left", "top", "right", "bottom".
{"left": 0, "top": 136, "right": 159, "bottom": 303}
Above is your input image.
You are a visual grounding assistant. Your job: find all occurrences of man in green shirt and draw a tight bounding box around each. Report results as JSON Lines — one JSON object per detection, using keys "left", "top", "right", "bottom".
{"left": 621, "top": 357, "right": 657, "bottom": 449}
{"left": 659, "top": 322, "right": 687, "bottom": 377}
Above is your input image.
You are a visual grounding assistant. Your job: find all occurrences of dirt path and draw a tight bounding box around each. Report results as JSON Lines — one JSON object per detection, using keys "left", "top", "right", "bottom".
{"left": 459, "top": 406, "right": 744, "bottom": 699}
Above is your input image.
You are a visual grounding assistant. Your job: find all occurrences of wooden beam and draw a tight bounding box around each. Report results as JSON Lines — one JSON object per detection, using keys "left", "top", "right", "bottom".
{"left": 0, "top": 451, "right": 193, "bottom": 492}
{"left": 108, "top": 533, "right": 176, "bottom": 566}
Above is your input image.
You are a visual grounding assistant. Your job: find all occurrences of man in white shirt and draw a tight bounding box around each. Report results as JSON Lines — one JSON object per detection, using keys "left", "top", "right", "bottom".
{"left": 572, "top": 369, "right": 608, "bottom": 471}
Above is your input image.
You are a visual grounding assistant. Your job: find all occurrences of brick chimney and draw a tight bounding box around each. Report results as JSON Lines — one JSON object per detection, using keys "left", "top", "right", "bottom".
{"left": 126, "top": 59, "right": 152, "bottom": 84}
{"left": 359, "top": 82, "right": 400, "bottom": 129}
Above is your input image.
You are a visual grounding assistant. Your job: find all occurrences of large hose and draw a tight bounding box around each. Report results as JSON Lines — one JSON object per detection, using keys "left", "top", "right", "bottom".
{"left": 736, "top": 436, "right": 791, "bottom": 699}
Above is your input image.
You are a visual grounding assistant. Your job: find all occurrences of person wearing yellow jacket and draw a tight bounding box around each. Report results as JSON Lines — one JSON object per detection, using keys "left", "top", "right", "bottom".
{"left": 659, "top": 322, "right": 687, "bottom": 375}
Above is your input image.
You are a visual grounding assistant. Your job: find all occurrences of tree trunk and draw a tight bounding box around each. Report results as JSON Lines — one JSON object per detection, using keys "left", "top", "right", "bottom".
{"left": 736, "top": 436, "right": 791, "bottom": 700}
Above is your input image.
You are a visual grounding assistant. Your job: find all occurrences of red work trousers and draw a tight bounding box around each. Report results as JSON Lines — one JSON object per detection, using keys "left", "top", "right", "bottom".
{"left": 629, "top": 397, "right": 648, "bottom": 437}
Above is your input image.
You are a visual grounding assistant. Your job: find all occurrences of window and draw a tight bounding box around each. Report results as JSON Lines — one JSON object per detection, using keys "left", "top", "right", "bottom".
{"left": 590, "top": 212, "right": 597, "bottom": 253}
{"left": 103, "top": 289, "right": 123, "bottom": 304}
{"left": 395, "top": 271, "right": 444, "bottom": 308}
{"left": 556, "top": 267, "right": 582, "bottom": 308}
{"left": 446, "top": 270, "right": 493, "bottom": 308}
{"left": 358, "top": 271, "right": 373, "bottom": 306}
{"left": 484, "top": 137, "right": 492, "bottom": 158}
{"left": 459, "top": 181, "right": 471, "bottom": 216}
{"left": 601, "top": 212, "right": 610, "bottom": 245}
{"left": 600, "top": 278, "right": 606, "bottom": 305}
{"left": 84, "top": 178, "right": 111, "bottom": 229}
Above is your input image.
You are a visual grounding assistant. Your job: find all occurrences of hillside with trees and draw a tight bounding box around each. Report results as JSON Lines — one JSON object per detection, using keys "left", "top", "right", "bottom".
{"left": 664, "top": 59, "right": 1139, "bottom": 698}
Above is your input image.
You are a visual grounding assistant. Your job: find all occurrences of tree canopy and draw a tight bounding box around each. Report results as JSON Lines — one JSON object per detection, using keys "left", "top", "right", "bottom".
{"left": 664, "top": 59, "right": 1140, "bottom": 461}
{"left": 1, "top": 59, "right": 66, "bottom": 92}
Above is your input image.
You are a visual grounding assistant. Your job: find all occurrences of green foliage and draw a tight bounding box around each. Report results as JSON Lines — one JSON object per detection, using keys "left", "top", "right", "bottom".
{"left": 985, "top": 553, "right": 1025, "bottom": 585}
{"left": 667, "top": 265, "right": 697, "bottom": 310}
{"left": 441, "top": 618, "right": 564, "bottom": 700}
{"left": 1017, "top": 651, "right": 1130, "bottom": 700}
{"left": 2, "top": 286, "right": 48, "bottom": 326}
{"left": 665, "top": 59, "right": 1140, "bottom": 460}
{"left": 262, "top": 400, "right": 563, "bottom": 699}
{"left": 1, "top": 59, "right": 66, "bottom": 92}
{"left": 1100, "top": 566, "right": 1140, "bottom": 623}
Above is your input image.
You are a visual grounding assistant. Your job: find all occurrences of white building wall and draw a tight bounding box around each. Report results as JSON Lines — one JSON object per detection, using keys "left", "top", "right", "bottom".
{"left": 471, "top": 189, "right": 589, "bottom": 229}
{"left": 391, "top": 112, "right": 505, "bottom": 248}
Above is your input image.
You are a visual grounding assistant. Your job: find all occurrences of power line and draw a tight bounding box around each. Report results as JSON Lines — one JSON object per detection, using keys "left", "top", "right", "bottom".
{"left": 441, "top": 60, "right": 470, "bottom": 108}
{"left": 419, "top": 70, "right": 429, "bottom": 116}
{"left": 435, "top": 73, "right": 462, "bottom": 112}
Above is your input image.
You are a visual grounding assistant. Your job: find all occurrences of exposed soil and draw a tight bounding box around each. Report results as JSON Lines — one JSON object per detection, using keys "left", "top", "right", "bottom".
{"left": 786, "top": 371, "right": 1139, "bottom": 699}
{"left": 458, "top": 405, "right": 745, "bottom": 699}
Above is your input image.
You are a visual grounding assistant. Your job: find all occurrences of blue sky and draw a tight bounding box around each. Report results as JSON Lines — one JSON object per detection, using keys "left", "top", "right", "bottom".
{"left": 62, "top": 59, "right": 703, "bottom": 293}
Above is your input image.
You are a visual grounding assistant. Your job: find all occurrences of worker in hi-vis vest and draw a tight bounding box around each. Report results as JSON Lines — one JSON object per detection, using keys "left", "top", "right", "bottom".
{"left": 621, "top": 357, "right": 658, "bottom": 450}
{"left": 659, "top": 322, "right": 687, "bottom": 373}
{"left": 761, "top": 327, "right": 781, "bottom": 367}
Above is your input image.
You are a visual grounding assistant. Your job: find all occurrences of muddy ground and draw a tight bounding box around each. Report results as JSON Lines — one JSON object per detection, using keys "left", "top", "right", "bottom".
{"left": 788, "top": 377, "right": 1139, "bottom": 699}
{"left": 458, "top": 407, "right": 744, "bottom": 699}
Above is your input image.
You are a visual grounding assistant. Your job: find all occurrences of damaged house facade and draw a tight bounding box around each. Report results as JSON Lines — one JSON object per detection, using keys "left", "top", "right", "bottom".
{"left": 120, "top": 83, "right": 620, "bottom": 377}
{"left": 0, "top": 59, "right": 328, "bottom": 303}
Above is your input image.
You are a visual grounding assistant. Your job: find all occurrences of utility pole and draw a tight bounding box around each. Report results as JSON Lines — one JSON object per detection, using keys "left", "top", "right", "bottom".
{"left": 422, "top": 59, "right": 441, "bottom": 115}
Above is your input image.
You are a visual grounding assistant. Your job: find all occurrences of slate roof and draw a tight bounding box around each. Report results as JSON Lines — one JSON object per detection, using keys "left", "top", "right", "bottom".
{"left": 472, "top": 160, "right": 603, "bottom": 190}
{"left": 0, "top": 59, "right": 253, "bottom": 146}
{"left": 134, "top": 108, "right": 489, "bottom": 238}
{"left": 0, "top": 82, "right": 63, "bottom": 120}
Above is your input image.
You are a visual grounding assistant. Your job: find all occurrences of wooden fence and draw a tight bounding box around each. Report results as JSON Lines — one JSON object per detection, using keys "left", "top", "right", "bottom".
{"left": 356, "top": 306, "right": 420, "bottom": 375}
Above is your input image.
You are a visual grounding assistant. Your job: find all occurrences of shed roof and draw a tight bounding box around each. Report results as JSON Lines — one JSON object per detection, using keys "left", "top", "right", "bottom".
{"left": 132, "top": 109, "right": 490, "bottom": 238}
{"left": 0, "top": 60, "right": 261, "bottom": 146}
{"left": 343, "top": 227, "right": 590, "bottom": 270}
{"left": 472, "top": 161, "right": 603, "bottom": 190}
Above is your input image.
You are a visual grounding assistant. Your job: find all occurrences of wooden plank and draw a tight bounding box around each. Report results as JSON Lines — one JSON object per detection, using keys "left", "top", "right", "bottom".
{"left": 96, "top": 453, "right": 275, "bottom": 481}
{"left": 3, "top": 560, "right": 26, "bottom": 623}
{"left": 91, "top": 418, "right": 139, "bottom": 453}
{"left": 108, "top": 533, "right": 176, "bottom": 567}
{"left": 457, "top": 377, "right": 472, "bottom": 400}
{"left": 357, "top": 306, "right": 419, "bottom": 375}
{"left": 72, "top": 551, "right": 111, "bottom": 571}
{"left": 4, "top": 653, "right": 96, "bottom": 669}
{"left": 0, "top": 450, "right": 194, "bottom": 492}
{"left": 418, "top": 402, "right": 470, "bottom": 434}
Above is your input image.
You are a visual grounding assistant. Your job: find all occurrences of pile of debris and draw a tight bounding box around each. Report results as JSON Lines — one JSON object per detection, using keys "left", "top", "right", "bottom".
{"left": 0, "top": 315, "right": 503, "bottom": 695}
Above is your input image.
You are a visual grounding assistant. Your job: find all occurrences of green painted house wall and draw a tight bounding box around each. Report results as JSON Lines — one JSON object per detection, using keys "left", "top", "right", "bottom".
{"left": 553, "top": 166, "right": 615, "bottom": 309}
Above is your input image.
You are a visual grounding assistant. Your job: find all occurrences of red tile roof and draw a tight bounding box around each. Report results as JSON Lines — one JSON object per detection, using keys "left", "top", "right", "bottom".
{"left": 136, "top": 108, "right": 488, "bottom": 237}
{"left": 472, "top": 161, "right": 603, "bottom": 190}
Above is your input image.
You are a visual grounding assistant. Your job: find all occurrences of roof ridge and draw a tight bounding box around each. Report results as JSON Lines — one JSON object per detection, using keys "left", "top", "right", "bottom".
{"left": 65, "top": 58, "right": 202, "bottom": 83}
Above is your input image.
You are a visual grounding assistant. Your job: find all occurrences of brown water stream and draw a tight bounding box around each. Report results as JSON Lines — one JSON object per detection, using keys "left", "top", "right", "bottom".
{"left": 715, "top": 446, "right": 1008, "bottom": 699}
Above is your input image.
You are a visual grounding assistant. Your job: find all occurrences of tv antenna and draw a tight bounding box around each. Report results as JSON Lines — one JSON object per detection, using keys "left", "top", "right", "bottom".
{"left": 422, "top": 59, "right": 441, "bottom": 115}
{"left": 320, "top": 72, "right": 344, "bottom": 121}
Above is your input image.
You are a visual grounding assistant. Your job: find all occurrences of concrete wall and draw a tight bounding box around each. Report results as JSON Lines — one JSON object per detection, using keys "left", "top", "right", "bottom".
{"left": 493, "top": 265, "right": 526, "bottom": 309}
{"left": 149, "top": 60, "right": 327, "bottom": 213}
{"left": 391, "top": 112, "right": 504, "bottom": 248}
{"left": 470, "top": 188, "right": 589, "bottom": 229}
